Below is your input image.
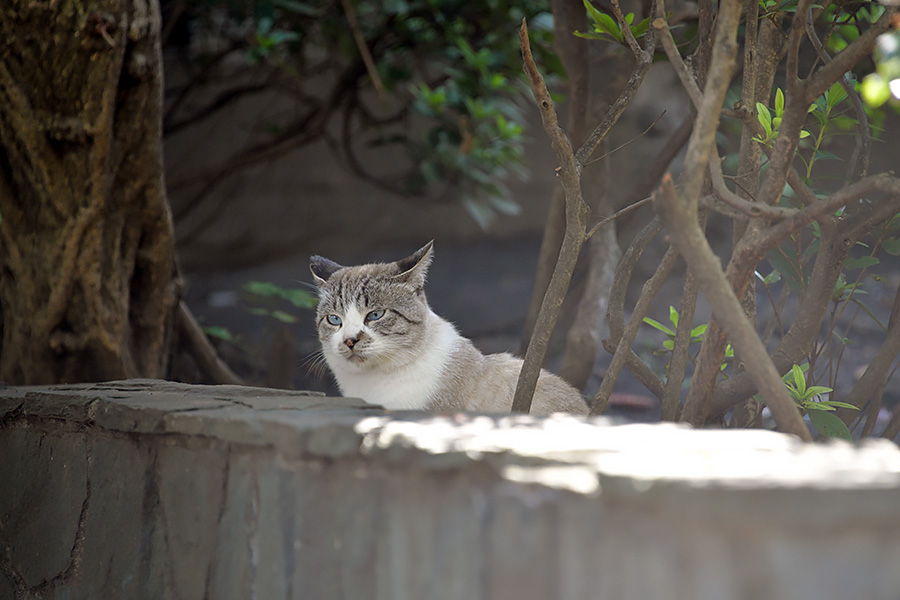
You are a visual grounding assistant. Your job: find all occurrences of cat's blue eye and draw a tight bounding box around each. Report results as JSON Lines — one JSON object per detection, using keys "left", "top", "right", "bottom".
{"left": 365, "top": 309, "right": 385, "bottom": 322}
{"left": 326, "top": 314, "right": 342, "bottom": 326}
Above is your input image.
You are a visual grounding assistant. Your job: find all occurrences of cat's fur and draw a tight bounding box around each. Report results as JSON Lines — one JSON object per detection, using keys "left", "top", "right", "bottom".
{"left": 310, "top": 241, "right": 588, "bottom": 415}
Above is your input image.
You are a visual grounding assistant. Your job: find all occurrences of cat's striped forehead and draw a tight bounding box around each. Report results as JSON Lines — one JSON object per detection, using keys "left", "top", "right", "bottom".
{"left": 316, "top": 264, "right": 409, "bottom": 312}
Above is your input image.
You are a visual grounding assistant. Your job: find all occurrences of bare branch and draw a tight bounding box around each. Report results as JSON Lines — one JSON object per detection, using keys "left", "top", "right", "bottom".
{"left": 609, "top": 0, "right": 642, "bottom": 57}
{"left": 165, "top": 81, "right": 272, "bottom": 135}
{"left": 839, "top": 284, "right": 900, "bottom": 419}
{"left": 340, "top": 0, "right": 387, "bottom": 98}
{"left": 708, "top": 154, "right": 799, "bottom": 219}
{"left": 678, "top": 0, "right": 743, "bottom": 205}
{"left": 176, "top": 301, "right": 244, "bottom": 385}
{"left": 585, "top": 196, "right": 654, "bottom": 240}
{"left": 574, "top": 15, "right": 657, "bottom": 165}
{"left": 168, "top": 61, "right": 367, "bottom": 191}
{"left": 656, "top": 175, "right": 812, "bottom": 440}
{"left": 708, "top": 194, "right": 900, "bottom": 417}
{"left": 652, "top": 16, "right": 703, "bottom": 109}
{"left": 512, "top": 19, "right": 591, "bottom": 413}
{"left": 606, "top": 218, "right": 663, "bottom": 344}
{"left": 741, "top": 173, "right": 900, "bottom": 267}
{"left": 805, "top": 9, "right": 871, "bottom": 180}
{"left": 583, "top": 110, "right": 667, "bottom": 168}
{"left": 805, "top": 6, "right": 898, "bottom": 105}
{"left": 591, "top": 245, "right": 679, "bottom": 415}
{"left": 661, "top": 243, "right": 701, "bottom": 421}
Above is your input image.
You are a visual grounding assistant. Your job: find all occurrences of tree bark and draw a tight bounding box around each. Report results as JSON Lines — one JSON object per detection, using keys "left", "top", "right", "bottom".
{"left": 0, "top": 0, "right": 179, "bottom": 383}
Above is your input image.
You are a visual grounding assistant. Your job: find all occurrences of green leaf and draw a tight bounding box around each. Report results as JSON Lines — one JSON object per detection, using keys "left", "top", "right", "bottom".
{"left": 825, "top": 81, "right": 847, "bottom": 109}
{"left": 804, "top": 385, "right": 834, "bottom": 399}
{"left": 812, "top": 149, "right": 844, "bottom": 162}
{"left": 487, "top": 193, "right": 522, "bottom": 216}
{"left": 630, "top": 16, "right": 651, "bottom": 38}
{"left": 271, "top": 310, "right": 298, "bottom": 324}
{"left": 203, "top": 325, "right": 240, "bottom": 344}
{"left": 668, "top": 305, "right": 679, "bottom": 328}
{"left": 775, "top": 87, "right": 785, "bottom": 116}
{"left": 792, "top": 364, "right": 807, "bottom": 397}
{"left": 643, "top": 317, "right": 675, "bottom": 336}
{"left": 582, "top": 0, "right": 607, "bottom": 26}
{"left": 573, "top": 30, "right": 611, "bottom": 40}
{"left": 815, "top": 400, "right": 859, "bottom": 411}
{"left": 861, "top": 74, "right": 891, "bottom": 107}
{"left": 690, "top": 324, "right": 707, "bottom": 339}
{"left": 244, "top": 281, "right": 280, "bottom": 298}
{"left": 849, "top": 297, "right": 886, "bottom": 331}
{"left": 768, "top": 247, "right": 806, "bottom": 293}
{"left": 803, "top": 400, "right": 836, "bottom": 411}
{"left": 461, "top": 196, "right": 494, "bottom": 230}
{"left": 583, "top": 0, "right": 623, "bottom": 41}
{"left": 808, "top": 409, "right": 852, "bottom": 440}
{"left": 882, "top": 236, "right": 900, "bottom": 256}
{"left": 756, "top": 102, "right": 773, "bottom": 137}
{"left": 844, "top": 256, "right": 880, "bottom": 270}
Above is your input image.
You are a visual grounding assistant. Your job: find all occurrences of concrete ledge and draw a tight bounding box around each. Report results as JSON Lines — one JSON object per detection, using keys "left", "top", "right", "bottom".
{"left": 2, "top": 379, "right": 900, "bottom": 599}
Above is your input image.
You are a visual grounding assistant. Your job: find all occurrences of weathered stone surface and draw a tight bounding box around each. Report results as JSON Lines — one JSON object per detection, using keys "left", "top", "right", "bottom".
{"left": 0, "top": 429, "right": 88, "bottom": 589}
{"left": 2, "top": 379, "right": 900, "bottom": 600}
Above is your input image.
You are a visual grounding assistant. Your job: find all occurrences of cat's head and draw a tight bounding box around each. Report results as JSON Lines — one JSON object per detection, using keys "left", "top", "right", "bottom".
{"left": 310, "top": 241, "right": 434, "bottom": 371}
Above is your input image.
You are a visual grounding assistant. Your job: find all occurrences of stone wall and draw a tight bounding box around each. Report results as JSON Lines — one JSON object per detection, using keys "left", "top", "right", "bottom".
{"left": 2, "top": 380, "right": 900, "bottom": 600}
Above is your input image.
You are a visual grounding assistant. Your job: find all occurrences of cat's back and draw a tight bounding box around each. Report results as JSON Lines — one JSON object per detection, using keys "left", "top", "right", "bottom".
{"left": 445, "top": 348, "right": 589, "bottom": 415}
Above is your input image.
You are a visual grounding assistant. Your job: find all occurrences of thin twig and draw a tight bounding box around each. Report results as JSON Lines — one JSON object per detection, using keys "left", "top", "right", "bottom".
{"left": 610, "top": 0, "right": 643, "bottom": 57}
{"left": 585, "top": 196, "right": 654, "bottom": 240}
{"left": 708, "top": 154, "right": 799, "bottom": 219}
{"left": 583, "top": 110, "right": 667, "bottom": 168}
{"left": 574, "top": 6, "right": 657, "bottom": 166}
{"left": 340, "top": 0, "right": 387, "bottom": 98}
{"left": 805, "top": 9, "right": 870, "bottom": 180}
{"left": 653, "top": 17, "right": 703, "bottom": 109}
{"left": 592, "top": 243, "right": 680, "bottom": 415}
{"left": 805, "top": 6, "right": 898, "bottom": 105}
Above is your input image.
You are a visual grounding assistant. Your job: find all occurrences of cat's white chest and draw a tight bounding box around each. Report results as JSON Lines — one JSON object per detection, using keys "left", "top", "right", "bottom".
{"left": 327, "top": 315, "right": 458, "bottom": 410}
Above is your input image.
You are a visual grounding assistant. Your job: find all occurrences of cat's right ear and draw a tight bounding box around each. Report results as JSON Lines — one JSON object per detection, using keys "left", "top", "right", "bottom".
{"left": 309, "top": 255, "right": 344, "bottom": 285}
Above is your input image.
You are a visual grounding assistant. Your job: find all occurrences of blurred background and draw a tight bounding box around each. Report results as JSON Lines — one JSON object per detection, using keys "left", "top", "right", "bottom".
{"left": 160, "top": 0, "right": 900, "bottom": 421}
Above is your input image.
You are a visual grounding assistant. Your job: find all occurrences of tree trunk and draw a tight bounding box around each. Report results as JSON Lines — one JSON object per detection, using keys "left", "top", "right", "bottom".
{"left": 0, "top": 0, "right": 178, "bottom": 384}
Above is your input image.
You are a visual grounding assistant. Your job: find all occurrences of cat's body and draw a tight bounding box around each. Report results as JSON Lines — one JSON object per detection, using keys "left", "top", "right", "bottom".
{"left": 310, "top": 242, "right": 588, "bottom": 415}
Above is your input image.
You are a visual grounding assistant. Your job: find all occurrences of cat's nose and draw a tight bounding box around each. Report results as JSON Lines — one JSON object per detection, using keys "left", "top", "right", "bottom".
{"left": 344, "top": 336, "right": 359, "bottom": 349}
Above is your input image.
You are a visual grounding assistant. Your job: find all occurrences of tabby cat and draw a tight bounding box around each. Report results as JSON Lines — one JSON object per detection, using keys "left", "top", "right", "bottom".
{"left": 310, "top": 241, "right": 588, "bottom": 415}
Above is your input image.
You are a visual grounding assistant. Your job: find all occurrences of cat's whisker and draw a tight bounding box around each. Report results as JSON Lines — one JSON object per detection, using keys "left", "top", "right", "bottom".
{"left": 299, "top": 348, "right": 330, "bottom": 378}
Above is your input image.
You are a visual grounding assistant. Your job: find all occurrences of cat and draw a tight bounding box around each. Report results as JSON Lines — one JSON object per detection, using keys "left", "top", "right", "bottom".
{"left": 309, "top": 241, "right": 589, "bottom": 415}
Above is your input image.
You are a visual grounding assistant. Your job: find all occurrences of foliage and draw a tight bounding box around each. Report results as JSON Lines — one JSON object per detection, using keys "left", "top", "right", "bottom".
{"left": 861, "top": 29, "right": 900, "bottom": 108}
{"left": 643, "top": 306, "right": 733, "bottom": 372}
{"left": 168, "top": 0, "right": 563, "bottom": 227}
{"left": 203, "top": 280, "right": 317, "bottom": 354}
{"left": 555, "top": 0, "right": 900, "bottom": 440}
{"left": 242, "top": 280, "right": 317, "bottom": 324}
{"left": 782, "top": 364, "right": 857, "bottom": 440}
{"left": 575, "top": 0, "right": 653, "bottom": 45}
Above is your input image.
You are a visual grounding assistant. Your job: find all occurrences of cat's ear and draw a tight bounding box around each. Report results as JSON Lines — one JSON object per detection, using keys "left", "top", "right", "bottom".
{"left": 309, "top": 255, "right": 344, "bottom": 285}
{"left": 394, "top": 240, "right": 434, "bottom": 286}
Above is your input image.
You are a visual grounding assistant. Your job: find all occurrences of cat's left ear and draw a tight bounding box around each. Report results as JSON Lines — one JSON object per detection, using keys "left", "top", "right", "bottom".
{"left": 394, "top": 240, "right": 434, "bottom": 286}
{"left": 310, "top": 255, "right": 344, "bottom": 285}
